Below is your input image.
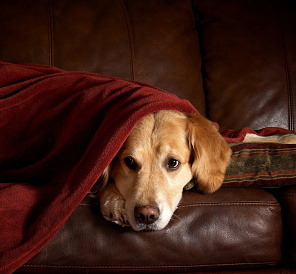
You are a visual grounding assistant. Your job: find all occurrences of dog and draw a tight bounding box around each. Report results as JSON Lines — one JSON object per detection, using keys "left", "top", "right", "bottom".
{"left": 95, "top": 110, "right": 296, "bottom": 231}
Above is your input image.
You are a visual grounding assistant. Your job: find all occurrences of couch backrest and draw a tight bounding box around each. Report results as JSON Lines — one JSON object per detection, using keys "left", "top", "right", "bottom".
{"left": 0, "top": 0, "right": 206, "bottom": 115}
{"left": 1, "top": 0, "right": 296, "bottom": 131}
{"left": 194, "top": 0, "right": 296, "bottom": 131}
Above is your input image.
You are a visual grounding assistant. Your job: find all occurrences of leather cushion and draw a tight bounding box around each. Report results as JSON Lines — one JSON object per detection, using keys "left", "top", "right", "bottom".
{"left": 18, "top": 188, "right": 282, "bottom": 273}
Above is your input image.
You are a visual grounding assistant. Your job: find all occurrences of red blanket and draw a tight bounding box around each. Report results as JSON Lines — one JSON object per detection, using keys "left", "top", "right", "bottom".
{"left": 0, "top": 62, "right": 292, "bottom": 273}
{"left": 0, "top": 62, "right": 199, "bottom": 273}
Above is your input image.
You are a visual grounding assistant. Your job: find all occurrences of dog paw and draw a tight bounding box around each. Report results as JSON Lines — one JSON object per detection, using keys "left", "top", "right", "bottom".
{"left": 96, "top": 182, "right": 129, "bottom": 227}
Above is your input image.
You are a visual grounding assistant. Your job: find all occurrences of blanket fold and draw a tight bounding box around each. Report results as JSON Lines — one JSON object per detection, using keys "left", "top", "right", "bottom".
{"left": 0, "top": 62, "right": 293, "bottom": 273}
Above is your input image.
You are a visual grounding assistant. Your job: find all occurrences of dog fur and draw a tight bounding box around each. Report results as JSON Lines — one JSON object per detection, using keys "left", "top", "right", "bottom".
{"left": 95, "top": 110, "right": 295, "bottom": 231}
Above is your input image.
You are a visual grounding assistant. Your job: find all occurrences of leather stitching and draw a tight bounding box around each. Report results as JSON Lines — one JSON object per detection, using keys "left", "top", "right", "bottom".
{"left": 21, "top": 261, "right": 279, "bottom": 269}
{"left": 178, "top": 202, "right": 280, "bottom": 207}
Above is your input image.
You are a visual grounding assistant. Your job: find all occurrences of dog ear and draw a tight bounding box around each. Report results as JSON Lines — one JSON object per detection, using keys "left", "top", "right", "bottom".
{"left": 101, "top": 164, "right": 112, "bottom": 187}
{"left": 186, "top": 113, "right": 232, "bottom": 193}
{"left": 90, "top": 164, "right": 112, "bottom": 194}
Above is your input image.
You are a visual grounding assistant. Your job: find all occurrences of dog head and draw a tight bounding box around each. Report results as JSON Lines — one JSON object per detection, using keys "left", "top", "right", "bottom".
{"left": 105, "top": 110, "right": 231, "bottom": 231}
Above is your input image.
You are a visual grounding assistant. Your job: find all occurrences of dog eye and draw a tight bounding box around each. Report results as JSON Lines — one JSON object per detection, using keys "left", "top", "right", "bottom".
{"left": 124, "top": 157, "right": 137, "bottom": 170}
{"left": 167, "top": 158, "right": 180, "bottom": 170}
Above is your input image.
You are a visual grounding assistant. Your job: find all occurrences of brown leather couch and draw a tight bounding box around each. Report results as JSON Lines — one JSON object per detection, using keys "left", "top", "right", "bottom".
{"left": 1, "top": 0, "right": 296, "bottom": 273}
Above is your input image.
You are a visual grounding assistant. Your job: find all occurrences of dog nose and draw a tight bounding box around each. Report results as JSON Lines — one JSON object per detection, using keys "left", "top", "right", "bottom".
{"left": 134, "top": 205, "right": 160, "bottom": 224}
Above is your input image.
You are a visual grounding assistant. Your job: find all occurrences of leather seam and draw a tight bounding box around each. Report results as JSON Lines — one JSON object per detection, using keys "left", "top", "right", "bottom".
{"left": 178, "top": 202, "right": 279, "bottom": 207}
{"left": 119, "top": 0, "right": 135, "bottom": 80}
{"left": 21, "top": 261, "right": 279, "bottom": 269}
{"left": 270, "top": 0, "right": 294, "bottom": 130}
{"left": 46, "top": 0, "right": 55, "bottom": 66}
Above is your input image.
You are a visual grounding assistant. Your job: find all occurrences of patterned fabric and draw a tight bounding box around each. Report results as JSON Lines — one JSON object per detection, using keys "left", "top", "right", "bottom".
{"left": 224, "top": 143, "right": 296, "bottom": 187}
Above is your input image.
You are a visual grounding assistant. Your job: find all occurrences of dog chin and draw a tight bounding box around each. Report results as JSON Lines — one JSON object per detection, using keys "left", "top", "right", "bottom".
{"left": 130, "top": 220, "right": 170, "bottom": 231}
{"left": 132, "top": 222, "right": 159, "bottom": 231}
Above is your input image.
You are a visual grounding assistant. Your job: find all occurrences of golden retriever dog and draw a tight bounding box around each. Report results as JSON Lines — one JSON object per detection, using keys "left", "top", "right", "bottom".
{"left": 95, "top": 110, "right": 296, "bottom": 231}
{"left": 96, "top": 110, "right": 231, "bottom": 231}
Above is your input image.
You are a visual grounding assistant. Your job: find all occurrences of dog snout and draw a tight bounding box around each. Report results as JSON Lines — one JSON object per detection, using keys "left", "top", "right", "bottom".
{"left": 134, "top": 204, "right": 160, "bottom": 225}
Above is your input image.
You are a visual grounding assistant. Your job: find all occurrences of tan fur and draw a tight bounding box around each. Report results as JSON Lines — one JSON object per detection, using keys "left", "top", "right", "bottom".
{"left": 96, "top": 110, "right": 232, "bottom": 231}
{"left": 186, "top": 113, "right": 232, "bottom": 193}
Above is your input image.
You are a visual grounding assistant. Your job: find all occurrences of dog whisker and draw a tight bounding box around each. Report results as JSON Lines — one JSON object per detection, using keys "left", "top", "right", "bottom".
{"left": 171, "top": 213, "right": 182, "bottom": 222}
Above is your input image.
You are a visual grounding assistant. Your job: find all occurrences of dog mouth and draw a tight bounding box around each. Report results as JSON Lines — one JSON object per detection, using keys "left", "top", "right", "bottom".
{"left": 134, "top": 223, "right": 158, "bottom": 231}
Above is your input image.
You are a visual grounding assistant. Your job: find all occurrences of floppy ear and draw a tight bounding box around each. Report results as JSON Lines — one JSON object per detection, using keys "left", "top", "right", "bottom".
{"left": 101, "top": 164, "right": 112, "bottom": 188}
{"left": 186, "top": 113, "right": 232, "bottom": 193}
{"left": 90, "top": 164, "right": 112, "bottom": 194}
